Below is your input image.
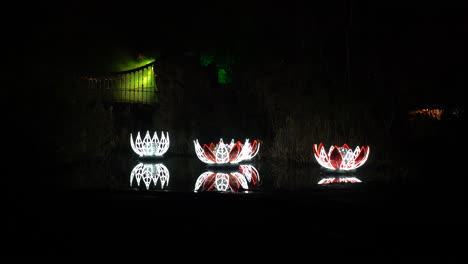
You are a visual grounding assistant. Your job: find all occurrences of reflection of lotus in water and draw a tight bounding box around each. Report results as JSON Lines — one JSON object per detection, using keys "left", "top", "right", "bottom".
{"left": 194, "top": 165, "right": 260, "bottom": 192}
{"left": 194, "top": 139, "right": 260, "bottom": 164}
{"left": 313, "top": 143, "right": 370, "bottom": 171}
{"left": 130, "top": 163, "right": 170, "bottom": 190}
{"left": 239, "top": 165, "right": 260, "bottom": 185}
{"left": 130, "top": 131, "right": 170, "bottom": 157}
{"left": 318, "top": 177, "right": 361, "bottom": 184}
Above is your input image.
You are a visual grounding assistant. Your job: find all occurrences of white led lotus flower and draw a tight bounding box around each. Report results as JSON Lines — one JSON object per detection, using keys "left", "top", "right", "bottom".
{"left": 130, "top": 131, "right": 169, "bottom": 157}
{"left": 130, "top": 163, "right": 170, "bottom": 190}
{"left": 313, "top": 143, "right": 370, "bottom": 171}
{"left": 194, "top": 138, "right": 260, "bottom": 164}
{"left": 194, "top": 165, "right": 260, "bottom": 192}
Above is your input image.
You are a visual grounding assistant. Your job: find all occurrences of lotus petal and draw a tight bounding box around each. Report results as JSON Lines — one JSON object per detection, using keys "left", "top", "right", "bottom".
{"left": 229, "top": 142, "right": 242, "bottom": 162}
{"left": 203, "top": 144, "right": 217, "bottom": 163}
{"left": 329, "top": 146, "right": 343, "bottom": 169}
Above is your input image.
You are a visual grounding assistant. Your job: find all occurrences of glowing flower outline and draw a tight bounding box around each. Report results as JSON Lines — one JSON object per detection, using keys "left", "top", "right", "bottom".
{"left": 130, "top": 163, "right": 170, "bottom": 190}
{"left": 318, "top": 177, "right": 362, "bottom": 184}
{"left": 313, "top": 143, "right": 370, "bottom": 170}
{"left": 130, "top": 131, "right": 170, "bottom": 157}
{"left": 194, "top": 165, "right": 260, "bottom": 192}
{"left": 194, "top": 138, "right": 260, "bottom": 164}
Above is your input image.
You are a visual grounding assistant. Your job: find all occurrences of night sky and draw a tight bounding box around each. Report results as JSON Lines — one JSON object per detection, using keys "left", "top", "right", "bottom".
{"left": 30, "top": 1, "right": 466, "bottom": 107}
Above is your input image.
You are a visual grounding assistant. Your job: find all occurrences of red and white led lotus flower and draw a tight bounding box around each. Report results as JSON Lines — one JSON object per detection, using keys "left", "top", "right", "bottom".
{"left": 194, "top": 138, "right": 260, "bottom": 164}
{"left": 194, "top": 165, "right": 260, "bottom": 192}
{"left": 313, "top": 143, "right": 370, "bottom": 171}
{"left": 318, "top": 177, "right": 362, "bottom": 184}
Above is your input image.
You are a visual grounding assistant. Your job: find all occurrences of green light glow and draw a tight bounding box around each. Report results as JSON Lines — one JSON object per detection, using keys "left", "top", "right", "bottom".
{"left": 114, "top": 54, "right": 156, "bottom": 72}
{"left": 217, "top": 68, "right": 231, "bottom": 84}
{"left": 200, "top": 55, "right": 215, "bottom": 67}
{"left": 111, "top": 62, "right": 158, "bottom": 104}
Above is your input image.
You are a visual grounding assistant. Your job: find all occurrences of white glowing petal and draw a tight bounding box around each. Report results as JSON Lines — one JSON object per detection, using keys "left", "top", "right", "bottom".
{"left": 236, "top": 139, "right": 249, "bottom": 162}
{"left": 195, "top": 172, "right": 213, "bottom": 191}
{"left": 130, "top": 133, "right": 142, "bottom": 156}
{"left": 154, "top": 164, "right": 170, "bottom": 188}
{"left": 353, "top": 146, "right": 361, "bottom": 158}
{"left": 142, "top": 165, "right": 153, "bottom": 189}
{"left": 130, "top": 163, "right": 143, "bottom": 185}
{"left": 194, "top": 140, "right": 214, "bottom": 163}
{"left": 328, "top": 146, "right": 335, "bottom": 157}
{"left": 215, "top": 139, "right": 230, "bottom": 163}
{"left": 215, "top": 173, "right": 230, "bottom": 191}
{"left": 130, "top": 132, "right": 145, "bottom": 157}
{"left": 231, "top": 172, "right": 249, "bottom": 190}
{"left": 142, "top": 131, "right": 153, "bottom": 156}
{"left": 243, "top": 139, "right": 258, "bottom": 160}
{"left": 316, "top": 145, "right": 335, "bottom": 170}
{"left": 237, "top": 139, "right": 259, "bottom": 162}
{"left": 353, "top": 146, "right": 370, "bottom": 169}
{"left": 341, "top": 148, "right": 355, "bottom": 170}
{"left": 156, "top": 132, "right": 170, "bottom": 156}
{"left": 151, "top": 132, "right": 160, "bottom": 155}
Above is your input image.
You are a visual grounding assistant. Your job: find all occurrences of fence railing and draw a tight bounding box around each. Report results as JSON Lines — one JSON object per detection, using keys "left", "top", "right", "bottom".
{"left": 82, "top": 61, "right": 158, "bottom": 105}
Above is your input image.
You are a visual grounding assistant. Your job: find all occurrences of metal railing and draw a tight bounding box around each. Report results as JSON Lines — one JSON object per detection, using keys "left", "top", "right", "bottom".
{"left": 83, "top": 61, "right": 158, "bottom": 105}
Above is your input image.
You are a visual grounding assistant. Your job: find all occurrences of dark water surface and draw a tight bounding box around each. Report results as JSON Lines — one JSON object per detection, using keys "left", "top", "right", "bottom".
{"left": 12, "top": 152, "right": 466, "bottom": 256}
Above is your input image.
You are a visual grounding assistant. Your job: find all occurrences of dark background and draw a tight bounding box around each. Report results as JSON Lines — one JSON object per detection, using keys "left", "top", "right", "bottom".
{"left": 31, "top": 1, "right": 466, "bottom": 101}
{"left": 12, "top": 1, "right": 467, "bottom": 256}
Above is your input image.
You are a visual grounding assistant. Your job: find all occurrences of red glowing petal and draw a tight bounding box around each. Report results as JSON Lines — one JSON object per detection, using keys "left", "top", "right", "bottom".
{"left": 354, "top": 146, "right": 368, "bottom": 164}
{"left": 237, "top": 140, "right": 243, "bottom": 146}
{"left": 329, "top": 146, "right": 343, "bottom": 169}
{"left": 313, "top": 144, "right": 318, "bottom": 156}
{"left": 250, "top": 170, "right": 259, "bottom": 185}
{"left": 204, "top": 173, "right": 217, "bottom": 191}
{"left": 229, "top": 143, "right": 241, "bottom": 162}
{"left": 342, "top": 143, "right": 350, "bottom": 150}
{"left": 249, "top": 140, "right": 259, "bottom": 156}
{"left": 209, "top": 143, "right": 216, "bottom": 151}
{"left": 313, "top": 143, "right": 323, "bottom": 157}
{"left": 229, "top": 174, "right": 240, "bottom": 190}
{"left": 203, "top": 144, "right": 217, "bottom": 162}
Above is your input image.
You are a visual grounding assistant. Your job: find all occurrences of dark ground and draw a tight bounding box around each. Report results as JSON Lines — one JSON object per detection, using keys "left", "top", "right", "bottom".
{"left": 9, "top": 178, "right": 466, "bottom": 257}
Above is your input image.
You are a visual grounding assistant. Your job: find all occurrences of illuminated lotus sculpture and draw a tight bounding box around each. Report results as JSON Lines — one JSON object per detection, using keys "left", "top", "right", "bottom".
{"left": 313, "top": 143, "right": 370, "bottom": 171}
{"left": 194, "top": 165, "right": 260, "bottom": 192}
{"left": 130, "top": 163, "right": 170, "bottom": 190}
{"left": 130, "top": 131, "right": 169, "bottom": 157}
{"left": 194, "top": 138, "right": 260, "bottom": 164}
